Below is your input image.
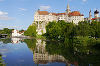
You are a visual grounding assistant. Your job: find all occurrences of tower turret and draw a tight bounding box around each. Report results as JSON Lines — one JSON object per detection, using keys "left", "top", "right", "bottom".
{"left": 94, "top": 10, "right": 99, "bottom": 18}
{"left": 66, "top": 3, "right": 71, "bottom": 14}
{"left": 89, "top": 10, "right": 92, "bottom": 20}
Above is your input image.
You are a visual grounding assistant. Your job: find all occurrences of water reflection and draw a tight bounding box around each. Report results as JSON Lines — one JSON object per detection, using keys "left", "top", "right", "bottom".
{"left": 33, "top": 39, "right": 67, "bottom": 65}
{"left": 0, "top": 38, "right": 34, "bottom": 66}
{"left": 46, "top": 41, "right": 100, "bottom": 66}
{"left": 0, "top": 38, "right": 100, "bottom": 66}
{"left": 0, "top": 54, "right": 5, "bottom": 66}
{"left": 11, "top": 38, "right": 22, "bottom": 44}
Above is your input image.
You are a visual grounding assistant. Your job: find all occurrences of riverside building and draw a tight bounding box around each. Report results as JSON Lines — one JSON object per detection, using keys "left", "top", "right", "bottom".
{"left": 85, "top": 10, "right": 100, "bottom": 22}
{"left": 32, "top": 4, "right": 84, "bottom": 35}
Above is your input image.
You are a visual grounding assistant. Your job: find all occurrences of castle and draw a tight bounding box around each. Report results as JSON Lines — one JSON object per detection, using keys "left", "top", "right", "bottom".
{"left": 90, "top": 10, "right": 100, "bottom": 21}
{"left": 32, "top": 4, "right": 84, "bottom": 35}
{"left": 85, "top": 9, "right": 100, "bottom": 22}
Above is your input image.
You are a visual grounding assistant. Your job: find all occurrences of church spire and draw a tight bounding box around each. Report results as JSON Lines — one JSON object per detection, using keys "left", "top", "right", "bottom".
{"left": 89, "top": 10, "right": 92, "bottom": 20}
{"left": 67, "top": 3, "right": 70, "bottom": 9}
{"left": 66, "top": 3, "right": 71, "bottom": 14}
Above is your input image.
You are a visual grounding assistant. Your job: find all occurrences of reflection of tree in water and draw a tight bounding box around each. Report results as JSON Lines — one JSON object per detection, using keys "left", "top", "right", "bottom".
{"left": 46, "top": 40, "right": 100, "bottom": 66}
{"left": 24, "top": 39, "right": 36, "bottom": 51}
{"left": 0, "top": 38, "right": 24, "bottom": 44}
{"left": 0, "top": 54, "right": 5, "bottom": 66}
{"left": 33, "top": 39, "right": 69, "bottom": 65}
{"left": 0, "top": 38, "right": 11, "bottom": 44}
{"left": 24, "top": 38, "right": 100, "bottom": 66}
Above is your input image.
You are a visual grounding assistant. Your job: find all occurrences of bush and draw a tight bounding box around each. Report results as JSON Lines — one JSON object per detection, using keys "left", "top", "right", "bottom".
{"left": 24, "top": 24, "right": 37, "bottom": 37}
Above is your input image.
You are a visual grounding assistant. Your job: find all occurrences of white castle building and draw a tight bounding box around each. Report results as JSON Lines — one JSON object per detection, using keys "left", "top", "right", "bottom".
{"left": 12, "top": 30, "right": 24, "bottom": 37}
{"left": 32, "top": 4, "right": 84, "bottom": 35}
{"left": 85, "top": 10, "right": 100, "bottom": 22}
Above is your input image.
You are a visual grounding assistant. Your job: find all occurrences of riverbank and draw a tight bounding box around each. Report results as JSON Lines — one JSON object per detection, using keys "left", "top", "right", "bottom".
{"left": 23, "top": 34, "right": 100, "bottom": 48}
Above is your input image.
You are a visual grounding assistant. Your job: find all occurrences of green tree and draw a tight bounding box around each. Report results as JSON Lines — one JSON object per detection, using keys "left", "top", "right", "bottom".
{"left": 46, "top": 21, "right": 61, "bottom": 40}
{"left": 0, "top": 28, "right": 13, "bottom": 37}
{"left": 46, "top": 21, "right": 75, "bottom": 41}
{"left": 77, "top": 21, "right": 91, "bottom": 37}
{"left": 90, "top": 21, "right": 100, "bottom": 38}
{"left": 24, "top": 24, "right": 37, "bottom": 37}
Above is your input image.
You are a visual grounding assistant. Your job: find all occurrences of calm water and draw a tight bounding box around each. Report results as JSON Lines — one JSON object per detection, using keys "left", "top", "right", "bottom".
{"left": 0, "top": 38, "right": 100, "bottom": 66}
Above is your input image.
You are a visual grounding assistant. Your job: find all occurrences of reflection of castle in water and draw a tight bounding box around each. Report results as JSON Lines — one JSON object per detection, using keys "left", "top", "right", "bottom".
{"left": 11, "top": 38, "right": 22, "bottom": 44}
{"left": 33, "top": 39, "right": 71, "bottom": 65}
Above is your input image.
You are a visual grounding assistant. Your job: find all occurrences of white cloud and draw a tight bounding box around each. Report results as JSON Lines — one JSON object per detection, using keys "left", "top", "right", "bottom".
{"left": 40, "top": 6, "right": 50, "bottom": 10}
{"left": 19, "top": 8, "right": 27, "bottom": 11}
{"left": 82, "top": 0, "right": 87, "bottom": 2}
{"left": 0, "top": 16, "right": 13, "bottom": 20}
{"left": 0, "top": 24, "right": 21, "bottom": 29}
{"left": 0, "top": 11, "right": 8, "bottom": 15}
{"left": 0, "top": 11, "right": 13, "bottom": 20}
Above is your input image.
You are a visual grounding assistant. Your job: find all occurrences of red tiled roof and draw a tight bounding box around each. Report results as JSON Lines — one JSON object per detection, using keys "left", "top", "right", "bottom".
{"left": 51, "top": 13, "right": 57, "bottom": 16}
{"left": 91, "top": 17, "right": 100, "bottom": 20}
{"left": 91, "top": 18, "right": 97, "bottom": 20}
{"left": 51, "top": 13, "right": 66, "bottom": 16}
{"left": 21, "top": 31, "right": 25, "bottom": 33}
{"left": 68, "top": 11, "right": 84, "bottom": 16}
{"left": 38, "top": 11, "right": 49, "bottom": 15}
{"left": 56, "top": 13, "right": 66, "bottom": 16}
{"left": 37, "top": 11, "right": 84, "bottom": 16}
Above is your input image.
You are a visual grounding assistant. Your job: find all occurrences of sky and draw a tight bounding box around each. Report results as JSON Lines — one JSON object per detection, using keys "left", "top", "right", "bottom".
{"left": 0, "top": 0, "right": 99, "bottom": 30}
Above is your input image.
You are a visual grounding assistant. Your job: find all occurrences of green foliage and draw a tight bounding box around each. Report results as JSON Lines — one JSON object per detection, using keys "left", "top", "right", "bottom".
{"left": 0, "top": 38, "right": 11, "bottom": 44}
{"left": 36, "top": 35, "right": 46, "bottom": 39}
{"left": 46, "top": 21, "right": 100, "bottom": 42}
{"left": 77, "top": 21, "right": 91, "bottom": 36}
{"left": 90, "top": 21, "right": 100, "bottom": 38}
{"left": 46, "top": 21, "right": 61, "bottom": 40}
{"left": 73, "top": 36, "right": 96, "bottom": 47}
{"left": 46, "top": 20, "right": 74, "bottom": 41}
{"left": 24, "top": 24, "right": 37, "bottom": 37}
{"left": 0, "top": 28, "right": 13, "bottom": 37}
{"left": 0, "top": 54, "right": 5, "bottom": 66}
{"left": 46, "top": 40, "right": 100, "bottom": 65}
{"left": 24, "top": 39, "right": 36, "bottom": 51}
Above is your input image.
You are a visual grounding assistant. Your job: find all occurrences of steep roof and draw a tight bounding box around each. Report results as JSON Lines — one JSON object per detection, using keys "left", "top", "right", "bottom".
{"left": 68, "top": 11, "right": 84, "bottom": 16}
{"left": 51, "top": 13, "right": 66, "bottom": 16}
{"left": 38, "top": 11, "right": 49, "bottom": 15}
{"left": 91, "top": 18, "right": 97, "bottom": 20}
{"left": 56, "top": 13, "right": 66, "bottom": 16}
{"left": 94, "top": 10, "right": 99, "bottom": 14}
{"left": 37, "top": 11, "right": 84, "bottom": 16}
{"left": 91, "top": 17, "right": 100, "bottom": 20}
{"left": 51, "top": 13, "right": 57, "bottom": 16}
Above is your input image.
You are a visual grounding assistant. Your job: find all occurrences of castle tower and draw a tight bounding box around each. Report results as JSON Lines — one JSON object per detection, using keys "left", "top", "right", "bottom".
{"left": 94, "top": 10, "right": 99, "bottom": 18}
{"left": 66, "top": 3, "right": 71, "bottom": 14}
{"left": 89, "top": 10, "right": 92, "bottom": 20}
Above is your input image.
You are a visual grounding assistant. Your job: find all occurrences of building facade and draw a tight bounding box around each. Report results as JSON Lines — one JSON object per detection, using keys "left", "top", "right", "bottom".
{"left": 91, "top": 10, "right": 100, "bottom": 21}
{"left": 85, "top": 10, "right": 100, "bottom": 22}
{"left": 12, "top": 30, "right": 24, "bottom": 37}
{"left": 33, "top": 4, "right": 84, "bottom": 35}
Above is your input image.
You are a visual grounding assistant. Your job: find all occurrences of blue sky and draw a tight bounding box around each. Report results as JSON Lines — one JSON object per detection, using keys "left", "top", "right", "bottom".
{"left": 0, "top": 0, "right": 99, "bottom": 30}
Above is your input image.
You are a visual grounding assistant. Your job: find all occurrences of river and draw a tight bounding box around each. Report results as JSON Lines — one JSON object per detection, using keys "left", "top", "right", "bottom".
{"left": 0, "top": 38, "right": 100, "bottom": 66}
